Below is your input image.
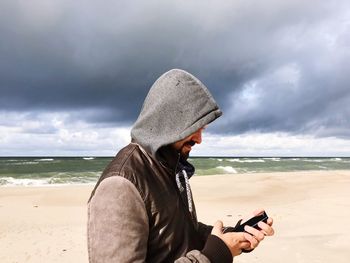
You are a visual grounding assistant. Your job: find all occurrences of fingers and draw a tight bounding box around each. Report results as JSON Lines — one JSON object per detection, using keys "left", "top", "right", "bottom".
{"left": 267, "top": 217, "right": 273, "bottom": 226}
{"left": 244, "top": 225, "right": 265, "bottom": 242}
{"left": 239, "top": 241, "right": 251, "bottom": 250}
{"left": 243, "top": 231, "right": 259, "bottom": 249}
{"left": 257, "top": 220, "right": 275, "bottom": 236}
{"left": 211, "top": 220, "right": 224, "bottom": 236}
{"left": 242, "top": 220, "right": 274, "bottom": 251}
{"left": 243, "top": 225, "right": 267, "bottom": 249}
{"left": 217, "top": 230, "right": 250, "bottom": 257}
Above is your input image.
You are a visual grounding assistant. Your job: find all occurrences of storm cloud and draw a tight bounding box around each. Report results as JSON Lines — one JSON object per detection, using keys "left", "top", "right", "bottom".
{"left": 1, "top": 0, "right": 350, "bottom": 138}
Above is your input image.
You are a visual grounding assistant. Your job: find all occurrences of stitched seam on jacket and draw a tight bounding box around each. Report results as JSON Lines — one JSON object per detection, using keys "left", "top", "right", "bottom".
{"left": 114, "top": 145, "right": 147, "bottom": 202}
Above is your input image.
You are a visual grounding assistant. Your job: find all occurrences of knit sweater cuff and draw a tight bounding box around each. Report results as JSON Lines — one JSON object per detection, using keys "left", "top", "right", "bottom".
{"left": 201, "top": 235, "right": 233, "bottom": 263}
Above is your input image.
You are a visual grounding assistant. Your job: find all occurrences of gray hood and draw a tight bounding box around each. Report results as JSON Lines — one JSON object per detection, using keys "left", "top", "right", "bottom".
{"left": 131, "top": 69, "right": 222, "bottom": 158}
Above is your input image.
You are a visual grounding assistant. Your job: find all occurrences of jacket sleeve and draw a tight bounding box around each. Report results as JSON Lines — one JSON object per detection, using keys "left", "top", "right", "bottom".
{"left": 88, "top": 176, "right": 232, "bottom": 263}
{"left": 175, "top": 234, "right": 233, "bottom": 263}
{"left": 198, "top": 222, "right": 213, "bottom": 243}
{"left": 88, "top": 176, "right": 149, "bottom": 263}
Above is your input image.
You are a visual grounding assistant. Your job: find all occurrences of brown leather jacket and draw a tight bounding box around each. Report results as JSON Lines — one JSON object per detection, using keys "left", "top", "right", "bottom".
{"left": 88, "top": 143, "right": 215, "bottom": 262}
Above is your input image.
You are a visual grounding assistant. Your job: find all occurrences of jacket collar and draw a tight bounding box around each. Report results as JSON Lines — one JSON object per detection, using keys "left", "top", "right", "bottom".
{"left": 157, "top": 145, "right": 195, "bottom": 178}
{"left": 157, "top": 145, "right": 180, "bottom": 174}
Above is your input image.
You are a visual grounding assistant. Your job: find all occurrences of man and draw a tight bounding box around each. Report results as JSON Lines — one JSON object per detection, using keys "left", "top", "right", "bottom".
{"left": 88, "top": 69, "right": 274, "bottom": 262}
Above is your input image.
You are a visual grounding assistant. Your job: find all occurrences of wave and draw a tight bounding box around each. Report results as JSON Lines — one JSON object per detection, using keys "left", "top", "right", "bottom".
{"left": 0, "top": 176, "right": 97, "bottom": 186}
{"left": 227, "top": 159, "right": 265, "bottom": 163}
{"left": 331, "top": 158, "right": 342, "bottom": 161}
{"left": 263, "top": 158, "right": 281, "bottom": 162}
{"left": 6, "top": 161, "right": 40, "bottom": 165}
{"left": 216, "top": 166, "right": 238, "bottom": 173}
{"left": 209, "top": 158, "right": 223, "bottom": 162}
{"left": 35, "top": 158, "right": 54, "bottom": 162}
{"left": 0, "top": 177, "right": 51, "bottom": 186}
{"left": 83, "top": 157, "right": 95, "bottom": 160}
{"left": 301, "top": 159, "right": 325, "bottom": 163}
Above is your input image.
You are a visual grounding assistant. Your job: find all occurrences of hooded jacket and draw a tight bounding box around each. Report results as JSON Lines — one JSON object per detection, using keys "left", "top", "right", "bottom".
{"left": 88, "top": 69, "right": 232, "bottom": 263}
{"left": 131, "top": 69, "right": 222, "bottom": 157}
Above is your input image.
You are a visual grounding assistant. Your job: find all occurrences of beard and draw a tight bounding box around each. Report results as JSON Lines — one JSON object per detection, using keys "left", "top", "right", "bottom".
{"left": 179, "top": 140, "right": 196, "bottom": 160}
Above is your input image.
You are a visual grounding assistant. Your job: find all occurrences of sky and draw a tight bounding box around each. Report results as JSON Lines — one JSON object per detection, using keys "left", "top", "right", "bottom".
{"left": 1, "top": 0, "right": 350, "bottom": 156}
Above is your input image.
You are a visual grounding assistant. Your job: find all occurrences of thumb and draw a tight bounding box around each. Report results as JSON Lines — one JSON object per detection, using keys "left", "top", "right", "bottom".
{"left": 211, "top": 220, "right": 224, "bottom": 236}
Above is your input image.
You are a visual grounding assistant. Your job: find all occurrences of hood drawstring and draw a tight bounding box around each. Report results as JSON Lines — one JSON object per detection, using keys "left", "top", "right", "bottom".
{"left": 175, "top": 172, "right": 184, "bottom": 192}
{"left": 175, "top": 169, "right": 193, "bottom": 214}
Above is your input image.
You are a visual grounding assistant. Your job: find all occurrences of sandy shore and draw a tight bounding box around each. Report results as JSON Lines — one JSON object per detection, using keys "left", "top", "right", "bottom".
{"left": 1, "top": 170, "right": 349, "bottom": 263}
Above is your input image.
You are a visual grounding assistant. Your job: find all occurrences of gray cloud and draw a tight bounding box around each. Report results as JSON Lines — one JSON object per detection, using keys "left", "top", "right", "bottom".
{"left": 1, "top": 0, "right": 350, "bottom": 137}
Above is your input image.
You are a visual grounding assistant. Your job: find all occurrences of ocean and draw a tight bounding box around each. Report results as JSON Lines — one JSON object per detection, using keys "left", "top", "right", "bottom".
{"left": 1, "top": 157, "right": 350, "bottom": 186}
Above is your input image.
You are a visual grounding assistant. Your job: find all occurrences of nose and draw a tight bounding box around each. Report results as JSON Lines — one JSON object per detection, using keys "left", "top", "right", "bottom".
{"left": 192, "top": 129, "right": 203, "bottom": 144}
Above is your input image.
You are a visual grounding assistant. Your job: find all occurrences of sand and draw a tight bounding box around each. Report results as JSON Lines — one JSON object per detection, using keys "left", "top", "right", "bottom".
{"left": 0, "top": 170, "right": 349, "bottom": 263}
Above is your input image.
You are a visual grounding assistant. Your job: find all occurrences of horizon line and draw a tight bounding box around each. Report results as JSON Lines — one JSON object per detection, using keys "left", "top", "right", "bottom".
{"left": 0, "top": 155, "right": 349, "bottom": 158}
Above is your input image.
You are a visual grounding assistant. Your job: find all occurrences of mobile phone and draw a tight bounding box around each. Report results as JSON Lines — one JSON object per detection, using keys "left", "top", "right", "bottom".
{"left": 223, "top": 211, "right": 268, "bottom": 233}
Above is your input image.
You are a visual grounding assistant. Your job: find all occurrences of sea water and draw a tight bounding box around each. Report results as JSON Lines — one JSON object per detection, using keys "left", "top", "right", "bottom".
{"left": 1, "top": 157, "right": 350, "bottom": 186}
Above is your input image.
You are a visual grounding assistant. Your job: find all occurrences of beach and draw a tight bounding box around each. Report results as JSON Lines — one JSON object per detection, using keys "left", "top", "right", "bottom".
{"left": 1, "top": 170, "right": 349, "bottom": 263}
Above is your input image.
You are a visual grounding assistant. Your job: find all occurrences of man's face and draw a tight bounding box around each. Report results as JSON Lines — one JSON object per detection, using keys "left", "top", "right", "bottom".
{"left": 172, "top": 126, "right": 206, "bottom": 159}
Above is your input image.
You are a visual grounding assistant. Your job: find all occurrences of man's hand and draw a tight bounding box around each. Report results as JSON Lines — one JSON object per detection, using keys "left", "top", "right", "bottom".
{"left": 241, "top": 209, "right": 275, "bottom": 250}
{"left": 211, "top": 209, "right": 275, "bottom": 257}
{"left": 211, "top": 220, "right": 251, "bottom": 256}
